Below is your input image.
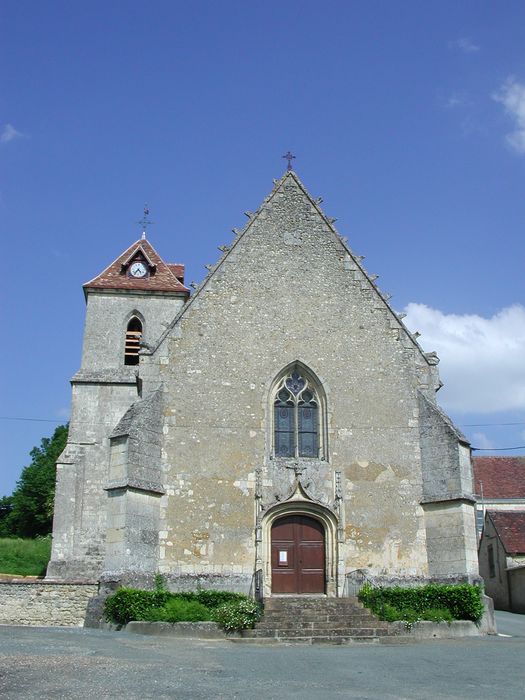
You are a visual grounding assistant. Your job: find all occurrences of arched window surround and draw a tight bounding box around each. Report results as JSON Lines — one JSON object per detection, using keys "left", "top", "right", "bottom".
{"left": 269, "top": 361, "right": 328, "bottom": 461}
{"left": 123, "top": 311, "right": 145, "bottom": 366}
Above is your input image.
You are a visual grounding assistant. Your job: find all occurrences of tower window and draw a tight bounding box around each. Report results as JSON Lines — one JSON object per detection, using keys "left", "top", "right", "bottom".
{"left": 124, "top": 317, "right": 142, "bottom": 365}
{"left": 273, "top": 368, "right": 321, "bottom": 458}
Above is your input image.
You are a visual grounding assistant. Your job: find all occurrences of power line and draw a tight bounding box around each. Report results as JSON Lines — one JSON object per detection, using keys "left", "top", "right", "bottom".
{"left": 0, "top": 414, "right": 523, "bottom": 433}
{"left": 459, "top": 422, "right": 525, "bottom": 427}
{"left": 1, "top": 416, "right": 524, "bottom": 452}
{"left": 0, "top": 416, "right": 65, "bottom": 423}
{"left": 471, "top": 446, "right": 525, "bottom": 452}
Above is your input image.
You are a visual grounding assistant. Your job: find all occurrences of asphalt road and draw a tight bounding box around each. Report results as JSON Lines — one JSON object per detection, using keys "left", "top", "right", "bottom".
{"left": 494, "top": 609, "right": 525, "bottom": 637}
{"left": 0, "top": 618, "right": 524, "bottom": 699}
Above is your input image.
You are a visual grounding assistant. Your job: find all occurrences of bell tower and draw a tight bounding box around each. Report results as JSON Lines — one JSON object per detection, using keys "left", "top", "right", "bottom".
{"left": 47, "top": 233, "right": 189, "bottom": 580}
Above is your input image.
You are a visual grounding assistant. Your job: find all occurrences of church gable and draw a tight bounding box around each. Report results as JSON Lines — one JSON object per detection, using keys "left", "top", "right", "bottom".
{"left": 148, "top": 171, "right": 437, "bottom": 414}
{"left": 154, "top": 172, "right": 430, "bottom": 373}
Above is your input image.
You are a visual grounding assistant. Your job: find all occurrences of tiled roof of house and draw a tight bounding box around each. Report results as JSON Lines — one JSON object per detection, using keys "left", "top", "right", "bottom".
{"left": 83, "top": 238, "right": 189, "bottom": 294}
{"left": 472, "top": 456, "right": 525, "bottom": 499}
{"left": 488, "top": 511, "right": 525, "bottom": 554}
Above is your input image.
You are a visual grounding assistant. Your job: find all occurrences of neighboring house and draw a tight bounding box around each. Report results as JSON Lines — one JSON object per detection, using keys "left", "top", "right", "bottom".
{"left": 472, "top": 457, "right": 525, "bottom": 537}
{"left": 478, "top": 510, "right": 525, "bottom": 612}
{"left": 47, "top": 169, "right": 479, "bottom": 596}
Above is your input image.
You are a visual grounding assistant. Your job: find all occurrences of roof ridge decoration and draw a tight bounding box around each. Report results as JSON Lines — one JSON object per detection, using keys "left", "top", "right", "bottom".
{"left": 146, "top": 170, "right": 436, "bottom": 364}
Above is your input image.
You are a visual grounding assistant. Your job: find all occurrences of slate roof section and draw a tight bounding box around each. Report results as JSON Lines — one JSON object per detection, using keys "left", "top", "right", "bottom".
{"left": 84, "top": 238, "right": 189, "bottom": 294}
{"left": 488, "top": 511, "right": 525, "bottom": 554}
{"left": 472, "top": 456, "right": 525, "bottom": 498}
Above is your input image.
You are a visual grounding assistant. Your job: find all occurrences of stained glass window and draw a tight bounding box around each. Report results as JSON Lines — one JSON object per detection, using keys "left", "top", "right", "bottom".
{"left": 274, "top": 369, "right": 320, "bottom": 458}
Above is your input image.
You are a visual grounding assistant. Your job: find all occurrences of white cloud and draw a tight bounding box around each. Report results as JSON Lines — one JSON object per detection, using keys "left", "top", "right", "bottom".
{"left": 492, "top": 77, "right": 525, "bottom": 153}
{"left": 0, "top": 123, "right": 24, "bottom": 144}
{"left": 471, "top": 432, "right": 494, "bottom": 450}
{"left": 446, "top": 96, "right": 463, "bottom": 109}
{"left": 403, "top": 303, "right": 525, "bottom": 413}
{"left": 450, "top": 37, "right": 480, "bottom": 54}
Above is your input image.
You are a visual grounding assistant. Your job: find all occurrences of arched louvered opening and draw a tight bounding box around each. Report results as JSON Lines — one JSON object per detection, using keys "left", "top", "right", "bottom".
{"left": 124, "top": 317, "right": 142, "bottom": 365}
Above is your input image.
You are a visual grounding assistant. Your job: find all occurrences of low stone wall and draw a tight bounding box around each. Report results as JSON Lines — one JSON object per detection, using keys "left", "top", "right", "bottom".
{"left": 0, "top": 579, "right": 99, "bottom": 627}
{"left": 125, "top": 621, "right": 230, "bottom": 639}
{"left": 389, "top": 620, "right": 482, "bottom": 640}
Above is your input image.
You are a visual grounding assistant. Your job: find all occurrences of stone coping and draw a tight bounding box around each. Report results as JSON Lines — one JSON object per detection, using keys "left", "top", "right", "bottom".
{"left": 390, "top": 620, "right": 482, "bottom": 639}
{"left": 0, "top": 577, "right": 98, "bottom": 585}
{"left": 125, "top": 621, "right": 236, "bottom": 639}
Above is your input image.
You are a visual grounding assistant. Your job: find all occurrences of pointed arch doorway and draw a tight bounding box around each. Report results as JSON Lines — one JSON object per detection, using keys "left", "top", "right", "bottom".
{"left": 271, "top": 514, "right": 325, "bottom": 594}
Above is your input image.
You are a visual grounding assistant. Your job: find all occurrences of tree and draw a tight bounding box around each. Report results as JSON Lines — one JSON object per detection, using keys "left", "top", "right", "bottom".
{"left": 0, "top": 495, "right": 13, "bottom": 537}
{"left": 6, "top": 424, "right": 68, "bottom": 538}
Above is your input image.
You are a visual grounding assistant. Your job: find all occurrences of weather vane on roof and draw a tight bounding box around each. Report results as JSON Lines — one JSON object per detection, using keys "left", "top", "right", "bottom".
{"left": 282, "top": 151, "right": 296, "bottom": 171}
{"left": 137, "top": 205, "right": 154, "bottom": 239}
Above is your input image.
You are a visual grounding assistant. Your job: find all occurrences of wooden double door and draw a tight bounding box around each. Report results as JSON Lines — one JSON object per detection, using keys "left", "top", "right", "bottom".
{"left": 271, "top": 514, "right": 325, "bottom": 594}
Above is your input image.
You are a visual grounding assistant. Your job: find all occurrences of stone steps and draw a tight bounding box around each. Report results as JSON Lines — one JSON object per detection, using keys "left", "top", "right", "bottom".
{"left": 255, "top": 621, "right": 389, "bottom": 631}
{"left": 241, "top": 596, "right": 395, "bottom": 645}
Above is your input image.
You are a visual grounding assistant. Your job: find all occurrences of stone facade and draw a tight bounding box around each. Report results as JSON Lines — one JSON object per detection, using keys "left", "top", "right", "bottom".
{"left": 0, "top": 581, "right": 98, "bottom": 626}
{"left": 48, "top": 171, "right": 479, "bottom": 595}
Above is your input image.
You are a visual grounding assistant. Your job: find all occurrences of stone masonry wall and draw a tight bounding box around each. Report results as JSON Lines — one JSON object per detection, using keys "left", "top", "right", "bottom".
{"left": 136, "top": 171, "right": 448, "bottom": 590}
{"left": 0, "top": 581, "right": 98, "bottom": 627}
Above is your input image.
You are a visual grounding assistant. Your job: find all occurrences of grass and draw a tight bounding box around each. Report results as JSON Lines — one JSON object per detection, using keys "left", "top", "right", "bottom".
{"left": 0, "top": 536, "right": 51, "bottom": 576}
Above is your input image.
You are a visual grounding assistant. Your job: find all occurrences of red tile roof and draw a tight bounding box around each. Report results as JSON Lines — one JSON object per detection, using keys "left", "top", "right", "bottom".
{"left": 488, "top": 511, "right": 525, "bottom": 554}
{"left": 167, "top": 264, "right": 185, "bottom": 283}
{"left": 83, "top": 238, "right": 189, "bottom": 294}
{"left": 472, "top": 456, "right": 525, "bottom": 499}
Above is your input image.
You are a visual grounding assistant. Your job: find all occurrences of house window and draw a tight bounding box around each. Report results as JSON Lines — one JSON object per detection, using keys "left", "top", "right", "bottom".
{"left": 488, "top": 544, "right": 495, "bottom": 578}
{"left": 273, "top": 368, "right": 321, "bottom": 458}
{"left": 124, "top": 317, "right": 142, "bottom": 365}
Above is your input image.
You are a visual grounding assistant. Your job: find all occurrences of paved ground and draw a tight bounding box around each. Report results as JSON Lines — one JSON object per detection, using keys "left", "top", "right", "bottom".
{"left": 0, "top": 614, "right": 523, "bottom": 699}
{"left": 494, "top": 609, "right": 525, "bottom": 637}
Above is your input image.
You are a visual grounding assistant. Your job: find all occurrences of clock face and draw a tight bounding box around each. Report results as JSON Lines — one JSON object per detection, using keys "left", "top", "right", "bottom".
{"left": 130, "top": 261, "right": 148, "bottom": 278}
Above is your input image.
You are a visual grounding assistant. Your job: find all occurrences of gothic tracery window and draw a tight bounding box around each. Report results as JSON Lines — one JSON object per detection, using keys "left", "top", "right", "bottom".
{"left": 274, "top": 369, "right": 320, "bottom": 458}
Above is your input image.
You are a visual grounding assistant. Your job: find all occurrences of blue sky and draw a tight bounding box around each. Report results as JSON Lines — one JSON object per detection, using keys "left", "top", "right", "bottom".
{"left": 1, "top": 1, "right": 525, "bottom": 496}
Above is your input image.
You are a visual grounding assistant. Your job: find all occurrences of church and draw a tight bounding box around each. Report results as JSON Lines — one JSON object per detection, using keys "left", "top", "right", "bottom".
{"left": 47, "top": 169, "right": 479, "bottom": 597}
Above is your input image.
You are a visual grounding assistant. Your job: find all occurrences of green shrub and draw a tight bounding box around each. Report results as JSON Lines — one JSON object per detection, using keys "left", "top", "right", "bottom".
{"left": 0, "top": 535, "right": 52, "bottom": 576}
{"left": 379, "top": 603, "right": 402, "bottom": 623}
{"left": 358, "top": 582, "right": 483, "bottom": 623}
{"left": 145, "top": 598, "right": 212, "bottom": 623}
{"left": 420, "top": 607, "right": 453, "bottom": 623}
{"left": 212, "top": 598, "right": 262, "bottom": 632}
{"left": 193, "top": 589, "right": 246, "bottom": 609}
{"left": 104, "top": 588, "right": 171, "bottom": 625}
{"left": 104, "top": 586, "right": 260, "bottom": 630}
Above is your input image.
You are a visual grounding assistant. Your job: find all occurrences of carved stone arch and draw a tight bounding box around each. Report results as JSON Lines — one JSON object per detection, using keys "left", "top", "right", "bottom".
{"left": 123, "top": 308, "right": 145, "bottom": 332}
{"left": 261, "top": 498, "right": 339, "bottom": 597}
{"left": 267, "top": 360, "right": 329, "bottom": 461}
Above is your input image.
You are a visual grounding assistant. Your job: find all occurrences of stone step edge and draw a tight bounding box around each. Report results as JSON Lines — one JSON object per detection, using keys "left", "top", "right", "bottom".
{"left": 232, "top": 636, "right": 383, "bottom": 645}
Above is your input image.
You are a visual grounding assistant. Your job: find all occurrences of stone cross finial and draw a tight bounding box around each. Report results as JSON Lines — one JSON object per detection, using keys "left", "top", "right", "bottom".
{"left": 282, "top": 151, "right": 296, "bottom": 171}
